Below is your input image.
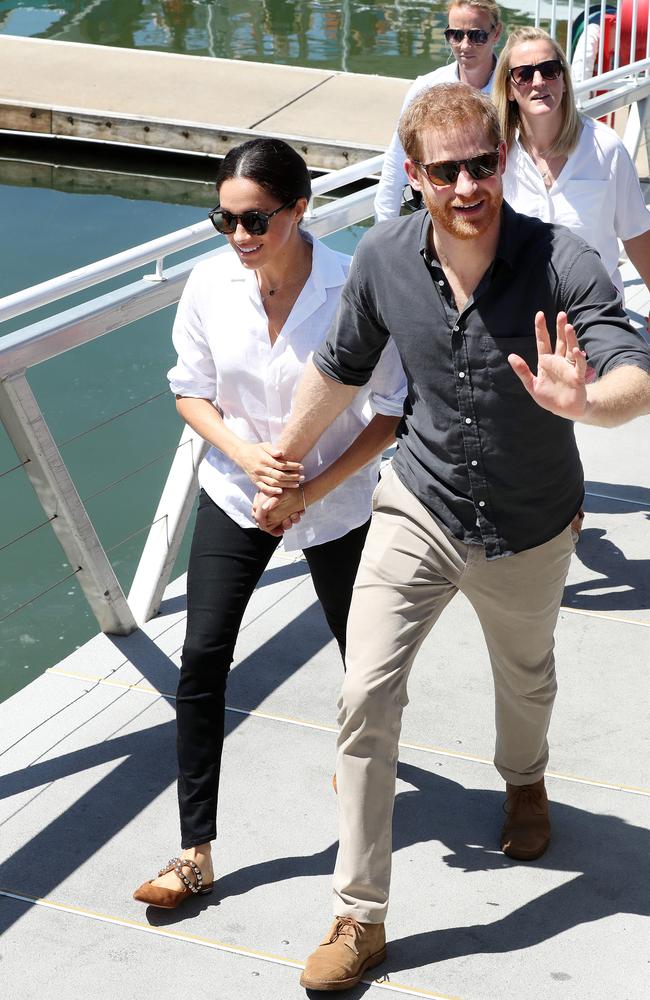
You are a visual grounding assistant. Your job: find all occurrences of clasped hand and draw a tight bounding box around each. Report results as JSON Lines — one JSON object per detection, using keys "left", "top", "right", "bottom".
{"left": 236, "top": 441, "right": 304, "bottom": 495}
{"left": 508, "top": 312, "right": 588, "bottom": 420}
{"left": 253, "top": 487, "right": 305, "bottom": 537}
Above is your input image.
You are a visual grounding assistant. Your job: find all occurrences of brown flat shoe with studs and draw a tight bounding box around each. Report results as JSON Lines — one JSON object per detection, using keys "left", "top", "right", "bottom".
{"left": 501, "top": 778, "right": 551, "bottom": 860}
{"left": 133, "top": 857, "right": 213, "bottom": 909}
{"left": 300, "top": 916, "right": 386, "bottom": 991}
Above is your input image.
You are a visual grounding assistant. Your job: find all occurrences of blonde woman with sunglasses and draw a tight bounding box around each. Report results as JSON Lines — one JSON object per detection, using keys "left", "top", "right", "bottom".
{"left": 132, "top": 137, "right": 405, "bottom": 910}
{"left": 374, "top": 0, "right": 502, "bottom": 222}
{"left": 493, "top": 26, "right": 650, "bottom": 299}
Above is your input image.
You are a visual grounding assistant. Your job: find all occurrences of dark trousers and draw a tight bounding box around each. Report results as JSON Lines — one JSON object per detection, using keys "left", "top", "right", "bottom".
{"left": 176, "top": 490, "right": 369, "bottom": 848}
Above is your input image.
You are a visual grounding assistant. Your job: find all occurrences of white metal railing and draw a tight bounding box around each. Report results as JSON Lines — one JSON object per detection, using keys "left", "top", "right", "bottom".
{"left": 557, "top": 0, "right": 649, "bottom": 77}
{"left": 1, "top": 4, "right": 649, "bottom": 639}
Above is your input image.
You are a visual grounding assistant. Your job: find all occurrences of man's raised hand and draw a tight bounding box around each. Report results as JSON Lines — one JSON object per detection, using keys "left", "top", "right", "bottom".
{"left": 508, "top": 311, "right": 588, "bottom": 421}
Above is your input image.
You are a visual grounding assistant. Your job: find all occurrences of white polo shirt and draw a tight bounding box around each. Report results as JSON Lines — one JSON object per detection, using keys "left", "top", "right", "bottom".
{"left": 503, "top": 116, "right": 650, "bottom": 294}
{"left": 168, "top": 234, "right": 407, "bottom": 551}
{"left": 374, "top": 61, "right": 496, "bottom": 223}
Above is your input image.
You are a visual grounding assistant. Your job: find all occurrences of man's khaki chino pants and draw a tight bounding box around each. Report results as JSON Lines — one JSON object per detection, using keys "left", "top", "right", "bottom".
{"left": 333, "top": 464, "right": 575, "bottom": 923}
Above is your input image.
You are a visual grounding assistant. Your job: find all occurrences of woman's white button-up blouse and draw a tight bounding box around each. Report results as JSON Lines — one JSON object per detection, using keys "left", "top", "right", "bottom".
{"left": 168, "top": 235, "right": 407, "bottom": 551}
{"left": 503, "top": 116, "right": 650, "bottom": 295}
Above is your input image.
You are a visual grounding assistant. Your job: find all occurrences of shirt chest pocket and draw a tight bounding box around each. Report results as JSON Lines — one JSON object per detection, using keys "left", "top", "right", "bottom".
{"left": 481, "top": 335, "right": 539, "bottom": 399}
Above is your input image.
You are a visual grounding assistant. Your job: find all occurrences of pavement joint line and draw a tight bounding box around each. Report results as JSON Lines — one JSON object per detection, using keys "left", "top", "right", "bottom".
{"left": 44, "top": 668, "right": 650, "bottom": 796}
{"left": 249, "top": 73, "right": 338, "bottom": 129}
{"left": 584, "top": 489, "right": 649, "bottom": 506}
{"left": 0, "top": 889, "right": 460, "bottom": 1000}
{"left": 558, "top": 606, "right": 650, "bottom": 627}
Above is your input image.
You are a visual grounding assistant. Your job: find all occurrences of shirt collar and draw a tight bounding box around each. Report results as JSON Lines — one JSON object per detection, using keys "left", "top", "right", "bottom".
{"left": 308, "top": 230, "right": 349, "bottom": 293}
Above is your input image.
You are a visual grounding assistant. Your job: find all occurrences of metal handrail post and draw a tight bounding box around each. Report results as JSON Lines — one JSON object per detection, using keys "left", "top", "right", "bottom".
{"left": 0, "top": 372, "right": 137, "bottom": 636}
{"left": 127, "top": 424, "right": 208, "bottom": 625}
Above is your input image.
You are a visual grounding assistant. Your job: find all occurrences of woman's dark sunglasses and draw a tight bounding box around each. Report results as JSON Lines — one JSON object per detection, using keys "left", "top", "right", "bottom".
{"left": 509, "top": 59, "right": 563, "bottom": 86}
{"left": 414, "top": 149, "right": 500, "bottom": 187}
{"left": 208, "top": 198, "right": 297, "bottom": 236}
{"left": 444, "top": 27, "right": 492, "bottom": 45}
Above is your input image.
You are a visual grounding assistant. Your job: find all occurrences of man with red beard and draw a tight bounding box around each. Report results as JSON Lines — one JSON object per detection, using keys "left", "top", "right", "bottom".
{"left": 257, "top": 83, "right": 650, "bottom": 991}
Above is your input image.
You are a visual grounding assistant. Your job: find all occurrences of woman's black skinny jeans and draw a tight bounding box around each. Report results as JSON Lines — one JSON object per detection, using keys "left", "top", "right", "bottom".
{"left": 176, "top": 490, "right": 369, "bottom": 848}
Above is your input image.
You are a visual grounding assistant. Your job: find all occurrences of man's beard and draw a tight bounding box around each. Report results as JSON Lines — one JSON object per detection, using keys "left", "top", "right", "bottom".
{"left": 425, "top": 187, "right": 503, "bottom": 241}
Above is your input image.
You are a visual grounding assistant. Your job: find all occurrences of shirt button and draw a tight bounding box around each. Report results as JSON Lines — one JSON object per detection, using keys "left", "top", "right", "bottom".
{"left": 458, "top": 371, "right": 466, "bottom": 379}
{"left": 471, "top": 460, "right": 478, "bottom": 467}
{"left": 465, "top": 417, "right": 472, "bottom": 424}
{"left": 453, "top": 325, "right": 459, "bottom": 332}
{"left": 478, "top": 501, "right": 486, "bottom": 508}
{"left": 438, "top": 279, "right": 444, "bottom": 286}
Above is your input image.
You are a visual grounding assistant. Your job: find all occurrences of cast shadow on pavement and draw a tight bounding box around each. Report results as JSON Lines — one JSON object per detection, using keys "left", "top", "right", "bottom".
{"left": 149, "top": 760, "right": 648, "bottom": 979}
{"left": 564, "top": 527, "right": 650, "bottom": 612}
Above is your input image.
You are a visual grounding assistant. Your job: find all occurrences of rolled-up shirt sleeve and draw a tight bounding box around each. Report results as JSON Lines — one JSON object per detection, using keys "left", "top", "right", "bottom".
{"left": 167, "top": 269, "right": 217, "bottom": 399}
{"left": 563, "top": 246, "right": 650, "bottom": 377}
{"left": 314, "top": 249, "right": 393, "bottom": 386}
{"left": 367, "top": 336, "right": 407, "bottom": 416}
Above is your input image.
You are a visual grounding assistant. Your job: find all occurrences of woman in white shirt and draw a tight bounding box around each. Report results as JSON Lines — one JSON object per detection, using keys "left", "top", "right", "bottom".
{"left": 374, "top": 0, "right": 502, "bottom": 222}
{"left": 493, "top": 26, "right": 650, "bottom": 299}
{"left": 133, "top": 138, "right": 405, "bottom": 910}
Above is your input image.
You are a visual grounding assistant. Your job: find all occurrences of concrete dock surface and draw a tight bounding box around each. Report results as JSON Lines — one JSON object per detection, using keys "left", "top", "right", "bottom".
{"left": 0, "top": 35, "right": 410, "bottom": 167}
{"left": 0, "top": 252, "right": 648, "bottom": 1000}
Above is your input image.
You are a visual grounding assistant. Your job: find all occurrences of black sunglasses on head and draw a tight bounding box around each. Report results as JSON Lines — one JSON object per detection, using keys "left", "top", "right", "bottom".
{"left": 509, "top": 59, "right": 563, "bottom": 86}
{"left": 208, "top": 198, "right": 297, "bottom": 236}
{"left": 414, "top": 149, "right": 501, "bottom": 187}
{"left": 444, "top": 27, "right": 493, "bottom": 45}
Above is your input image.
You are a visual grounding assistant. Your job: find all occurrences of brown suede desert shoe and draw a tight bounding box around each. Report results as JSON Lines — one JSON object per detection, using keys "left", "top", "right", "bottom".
{"left": 501, "top": 778, "right": 551, "bottom": 860}
{"left": 300, "top": 916, "right": 386, "bottom": 991}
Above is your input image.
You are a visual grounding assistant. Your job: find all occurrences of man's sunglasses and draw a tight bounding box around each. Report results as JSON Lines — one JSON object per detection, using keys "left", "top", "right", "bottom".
{"left": 509, "top": 59, "right": 563, "bottom": 86}
{"left": 414, "top": 149, "right": 500, "bottom": 187}
{"left": 444, "top": 27, "right": 493, "bottom": 45}
{"left": 208, "top": 198, "right": 297, "bottom": 236}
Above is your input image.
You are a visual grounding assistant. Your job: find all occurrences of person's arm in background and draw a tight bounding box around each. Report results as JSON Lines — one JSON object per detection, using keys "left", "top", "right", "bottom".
{"left": 374, "top": 127, "right": 411, "bottom": 223}
{"left": 612, "top": 135, "right": 650, "bottom": 328}
{"left": 374, "top": 76, "right": 431, "bottom": 223}
{"left": 623, "top": 229, "right": 650, "bottom": 294}
{"left": 570, "top": 21, "right": 600, "bottom": 84}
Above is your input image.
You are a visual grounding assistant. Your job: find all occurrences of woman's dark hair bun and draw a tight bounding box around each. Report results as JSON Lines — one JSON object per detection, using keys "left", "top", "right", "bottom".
{"left": 216, "top": 137, "right": 311, "bottom": 203}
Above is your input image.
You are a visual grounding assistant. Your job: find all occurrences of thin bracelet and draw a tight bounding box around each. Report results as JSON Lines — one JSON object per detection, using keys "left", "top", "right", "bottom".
{"left": 299, "top": 484, "right": 306, "bottom": 512}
